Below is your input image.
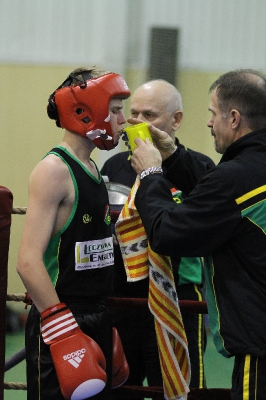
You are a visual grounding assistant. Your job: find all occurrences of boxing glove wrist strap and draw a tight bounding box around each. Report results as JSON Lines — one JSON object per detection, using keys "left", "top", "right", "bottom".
{"left": 41, "top": 302, "right": 79, "bottom": 345}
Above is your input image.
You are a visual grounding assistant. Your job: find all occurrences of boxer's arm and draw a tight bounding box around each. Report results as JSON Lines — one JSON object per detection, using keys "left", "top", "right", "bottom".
{"left": 17, "top": 155, "right": 70, "bottom": 312}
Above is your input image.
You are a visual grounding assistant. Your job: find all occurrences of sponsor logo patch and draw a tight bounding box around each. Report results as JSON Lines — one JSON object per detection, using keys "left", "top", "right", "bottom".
{"left": 75, "top": 237, "right": 114, "bottom": 270}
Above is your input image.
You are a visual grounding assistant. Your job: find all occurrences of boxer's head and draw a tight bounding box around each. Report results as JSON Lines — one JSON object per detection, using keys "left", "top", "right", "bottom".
{"left": 47, "top": 68, "right": 130, "bottom": 150}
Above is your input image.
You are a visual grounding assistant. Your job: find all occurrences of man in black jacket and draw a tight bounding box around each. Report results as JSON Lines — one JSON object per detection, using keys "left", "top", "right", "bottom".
{"left": 101, "top": 79, "right": 215, "bottom": 395}
{"left": 131, "top": 69, "right": 266, "bottom": 400}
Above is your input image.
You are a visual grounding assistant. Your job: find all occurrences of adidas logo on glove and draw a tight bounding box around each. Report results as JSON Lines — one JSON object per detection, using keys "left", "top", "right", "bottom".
{"left": 63, "top": 348, "right": 86, "bottom": 368}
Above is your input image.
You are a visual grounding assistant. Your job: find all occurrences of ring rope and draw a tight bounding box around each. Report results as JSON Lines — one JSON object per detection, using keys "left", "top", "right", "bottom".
{"left": 3, "top": 381, "right": 231, "bottom": 398}
{"left": 6, "top": 293, "right": 208, "bottom": 313}
{"left": 5, "top": 348, "right": 26, "bottom": 372}
{"left": 4, "top": 382, "right": 27, "bottom": 390}
{"left": 12, "top": 207, "right": 27, "bottom": 215}
{"left": 6, "top": 293, "right": 25, "bottom": 302}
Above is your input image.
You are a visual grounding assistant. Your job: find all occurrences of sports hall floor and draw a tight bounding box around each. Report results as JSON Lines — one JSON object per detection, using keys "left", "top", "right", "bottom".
{"left": 4, "top": 329, "right": 234, "bottom": 400}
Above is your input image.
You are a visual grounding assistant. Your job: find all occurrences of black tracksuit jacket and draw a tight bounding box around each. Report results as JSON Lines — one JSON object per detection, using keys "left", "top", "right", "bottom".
{"left": 136, "top": 128, "right": 266, "bottom": 358}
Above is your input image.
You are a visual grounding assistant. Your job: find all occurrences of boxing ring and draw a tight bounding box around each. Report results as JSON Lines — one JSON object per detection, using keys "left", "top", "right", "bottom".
{"left": 0, "top": 185, "right": 230, "bottom": 399}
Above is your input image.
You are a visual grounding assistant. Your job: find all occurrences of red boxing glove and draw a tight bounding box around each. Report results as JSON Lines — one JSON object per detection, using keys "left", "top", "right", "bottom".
{"left": 112, "top": 327, "right": 129, "bottom": 388}
{"left": 41, "top": 303, "right": 107, "bottom": 400}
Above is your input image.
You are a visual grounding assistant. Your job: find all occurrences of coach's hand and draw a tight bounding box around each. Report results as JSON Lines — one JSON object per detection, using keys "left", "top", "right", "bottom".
{"left": 127, "top": 118, "right": 177, "bottom": 161}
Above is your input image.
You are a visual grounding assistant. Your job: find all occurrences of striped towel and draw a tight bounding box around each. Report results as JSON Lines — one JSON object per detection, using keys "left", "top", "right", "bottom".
{"left": 115, "top": 176, "right": 190, "bottom": 400}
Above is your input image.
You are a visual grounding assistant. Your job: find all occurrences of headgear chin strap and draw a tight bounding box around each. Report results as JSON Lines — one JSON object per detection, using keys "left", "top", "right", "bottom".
{"left": 47, "top": 72, "right": 130, "bottom": 150}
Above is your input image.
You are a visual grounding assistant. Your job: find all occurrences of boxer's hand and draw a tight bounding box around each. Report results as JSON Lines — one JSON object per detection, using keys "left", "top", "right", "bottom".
{"left": 41, "top": 303, "right": 106, "bottom": 399}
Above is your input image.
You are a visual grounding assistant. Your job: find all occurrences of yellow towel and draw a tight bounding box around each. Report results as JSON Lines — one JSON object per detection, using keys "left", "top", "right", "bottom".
{"left": 115, "top": 177, "right": 190, "bottom": 400}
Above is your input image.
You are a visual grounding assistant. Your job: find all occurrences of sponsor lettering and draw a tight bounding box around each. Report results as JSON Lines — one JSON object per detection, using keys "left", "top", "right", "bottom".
{"left": 89, "top": 252, "right": 113, "bottom": 261}
{"left": 83, "top": 241, "right": 112, "bottom": 254}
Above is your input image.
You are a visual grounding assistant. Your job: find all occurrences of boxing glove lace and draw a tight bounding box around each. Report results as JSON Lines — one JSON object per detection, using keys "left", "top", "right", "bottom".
{"left": 41, "top": 302, "right": 107, "bottom": 400}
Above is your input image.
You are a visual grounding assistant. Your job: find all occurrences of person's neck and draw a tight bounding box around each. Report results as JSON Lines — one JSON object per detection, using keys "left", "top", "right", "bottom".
{"left": 60, "top": 130, "right": 94, "bottom": 160}
{"left": 233, "top": 126, "right": 253, "bottom": 143}
{"left": 60, "top": 131, "right": 99, "bottom": 178}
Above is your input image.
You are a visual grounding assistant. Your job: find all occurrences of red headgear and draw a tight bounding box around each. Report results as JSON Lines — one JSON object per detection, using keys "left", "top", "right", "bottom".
{"left": 48, "top": 73, "right": 130, "bottom": 150}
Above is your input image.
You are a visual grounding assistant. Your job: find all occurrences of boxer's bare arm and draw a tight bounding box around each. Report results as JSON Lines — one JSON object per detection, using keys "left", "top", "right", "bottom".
{"left": 17, "top": 155, "right": 74, "bottom": 312}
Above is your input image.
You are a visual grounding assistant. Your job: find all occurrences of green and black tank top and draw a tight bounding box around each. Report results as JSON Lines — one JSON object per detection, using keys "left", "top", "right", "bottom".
{"left": 43, "top": 146, "right": 114, "bottom": 299}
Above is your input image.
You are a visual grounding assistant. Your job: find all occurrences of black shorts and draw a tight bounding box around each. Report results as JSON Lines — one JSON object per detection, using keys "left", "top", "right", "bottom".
{"left": 177, "top": 283, "right": 206, "bottom": 388}
{"left": 25, "top": 300, "right": 112, "bottom": 400}
{"left": 231, "top": 354, "right": 266, "bottom": 400}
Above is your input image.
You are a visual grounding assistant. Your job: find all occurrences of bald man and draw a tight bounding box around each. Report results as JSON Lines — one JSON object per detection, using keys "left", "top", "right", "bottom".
{"left": 130, "top": 79, "right": 183, "bottom": 139}
{"left": 101, "top": 80, "right": 215, "bottom": 396}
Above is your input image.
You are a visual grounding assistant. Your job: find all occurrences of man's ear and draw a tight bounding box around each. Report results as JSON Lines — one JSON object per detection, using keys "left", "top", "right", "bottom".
{"left": 230, "top": 109, "right": 241, "bottom": 129}
{"left": 172, "top": 110, "right": 183, "bottom": 130}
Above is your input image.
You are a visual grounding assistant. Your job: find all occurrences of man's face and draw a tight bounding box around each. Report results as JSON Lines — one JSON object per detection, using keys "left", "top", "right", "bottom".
{"left": 207, "top": 89, "right": 236, "bottom": 154}
{"left": 130, "top": 85, "right": 176, "bottom": 137}
{"left": 108, "top": 98, "right": 126, "bottom": 145}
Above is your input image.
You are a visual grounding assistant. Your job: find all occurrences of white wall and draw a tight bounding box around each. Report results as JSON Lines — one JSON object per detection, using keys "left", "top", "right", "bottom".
{"left": 1, "top": 0, "right": 266, "bottom": 72}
